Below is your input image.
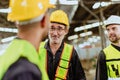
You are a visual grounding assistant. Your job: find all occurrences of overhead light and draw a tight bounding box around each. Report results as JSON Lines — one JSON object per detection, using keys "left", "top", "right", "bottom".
{"left": 0, "top": 27, "right": 18, "bottom": 33}
{"left": 80, "top": 31, "right": 93, "bottom": 37}
{"left": 79, "top": 42, "right": 91, "bottom": 48}
{"left": 59, "top": 0, "right": 78, "bottom": 5}
{"left": 92, "top": 2, "right": 111, "bottom": 9}
{"left": 1, "top": 36, "right": 17, "bottom": 43}
{"left": 101, "top": 2, "right": 111, "bottom": 6}
{"left": 96, "top": 36, "right": 101, "bottom": 40}
{"left": 92, "top": 2, "right": 101, "bottom": 9}
{"left": 88, "top": 37, "right": 94, "bottom": 43}
{"left": 79, "top": 44, "right": 85, "bottom": 48}
{"left": 68, "top": 34, "right": 78, "bottom": 40}
{"left": 74, "top": 21, "right": 105, "bottom": 32}
{"left": 78, "top": 36, "right": 101, "bottom": 48}
{"left": 50, "top": 0, "right": 57, "bottom": 4}
{"left": 87, "top": 36, "right": 101, "bottom": 43}
{"left": 0, "top": 8, "right": 11, "bottom": 13}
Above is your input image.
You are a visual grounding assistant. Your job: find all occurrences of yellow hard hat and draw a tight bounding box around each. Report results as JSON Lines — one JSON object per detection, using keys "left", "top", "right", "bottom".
{"left": 50, "top": 10, "right": 69, "bottom": 27}
{"left": 8, "top": 0, "right": 55, "bottom": 22}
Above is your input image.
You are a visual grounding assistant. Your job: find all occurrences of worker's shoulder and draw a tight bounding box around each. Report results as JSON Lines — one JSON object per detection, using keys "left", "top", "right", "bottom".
{"left": 3, "top": 57, "right": 42, "bottom": 80}
{"left": 8, "top": 57, "right": 41, "bottom": 75}
{"left": 103, "top": 45, "right": 112, "bottom": 53}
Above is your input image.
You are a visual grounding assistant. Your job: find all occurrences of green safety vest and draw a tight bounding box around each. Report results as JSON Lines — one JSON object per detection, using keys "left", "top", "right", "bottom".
{"left": 104, "top": 45, "right": 120, "bottom": 79}
{"left": 39, "top": 42, "right": 73, "bottom": 80}
{"left": 0, "top": 39, "right": 49, "bottom": 80}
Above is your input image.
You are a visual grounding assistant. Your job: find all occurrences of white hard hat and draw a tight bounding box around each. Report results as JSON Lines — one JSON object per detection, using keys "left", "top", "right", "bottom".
{"left": 105, "top": 15, "right": 120, "bottom": 27}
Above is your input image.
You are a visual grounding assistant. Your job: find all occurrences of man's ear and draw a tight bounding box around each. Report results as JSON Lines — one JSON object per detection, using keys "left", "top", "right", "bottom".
{"left": 40, "top": 12, "right": 49, "bottom": 28}
{"left": 15, "top": 21, "right": 19, "bottom": 28}
{"left": 65, "top": 29, "right": 69, "bottom": 35}
{"left": 40, "top": 16, "right": 45, "bottom": 28}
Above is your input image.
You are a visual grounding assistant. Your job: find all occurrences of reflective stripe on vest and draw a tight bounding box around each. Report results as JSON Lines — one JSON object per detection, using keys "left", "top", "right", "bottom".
{"left": 39, "top": 42, "right": 73, "bottom": 80}
{"left": 104, "top": 45, "right": 120, "bottom": 78}
{"left": 0, "top": 39, "right": 49, "bottom": 80}
{"left": 55, "top": 43, "right": 73, "bottom": 80}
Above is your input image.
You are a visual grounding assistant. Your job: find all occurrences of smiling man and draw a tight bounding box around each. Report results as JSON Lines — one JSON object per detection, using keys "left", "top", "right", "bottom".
{"left": 39, "top": 10, "right": 86, "bottom": 80}
{"left": 95, "top": 15, "right": 120, "bottom": 80}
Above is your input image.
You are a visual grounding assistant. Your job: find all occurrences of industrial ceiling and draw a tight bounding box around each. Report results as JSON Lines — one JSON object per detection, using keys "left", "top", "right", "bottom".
{"left": 0, "top": 0, "right": 120, "bottom": 47}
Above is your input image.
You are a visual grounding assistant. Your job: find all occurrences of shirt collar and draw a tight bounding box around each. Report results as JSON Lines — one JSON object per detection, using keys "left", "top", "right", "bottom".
{"left": 111, "top": 44, "right": 120, "bottom": 51}
{"left": 44, "top": 40, "right": 64, "bottom": 52}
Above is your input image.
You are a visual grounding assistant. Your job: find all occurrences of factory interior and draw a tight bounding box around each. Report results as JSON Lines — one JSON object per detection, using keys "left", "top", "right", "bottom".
{"left": 0, "top": 0, "right": 120, "bottom": 80}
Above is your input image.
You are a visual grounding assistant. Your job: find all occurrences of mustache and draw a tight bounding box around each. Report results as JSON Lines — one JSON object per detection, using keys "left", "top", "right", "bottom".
{"left": 109, "top": 34, "right": 116, "bottom": 37}
{"left": 51, "top": 35, "right": 59, "bottom": 37}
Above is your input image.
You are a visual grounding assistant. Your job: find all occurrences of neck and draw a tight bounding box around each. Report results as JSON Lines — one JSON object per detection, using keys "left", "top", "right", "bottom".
{"left": 50, "top": 42, "right": 61, "bottom": 55}
{"left": 17, "top": 24, "right": 43, "bottom": 51}
{"left": 112, "top": 43, "right": 120, "bottom": 47}
{"left": 112, "top": 41, "right": 120, "bottom": 47}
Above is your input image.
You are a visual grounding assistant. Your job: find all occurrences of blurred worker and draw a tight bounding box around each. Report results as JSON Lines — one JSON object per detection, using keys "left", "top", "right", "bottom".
{"left": 95, "top": 15, "right": 120, "bottom": 80}
{"left": 39, "top": 10, "right": 86, "bottom": 80}
{"left": 0, "top": 0, "right": 54, "bottom": 80}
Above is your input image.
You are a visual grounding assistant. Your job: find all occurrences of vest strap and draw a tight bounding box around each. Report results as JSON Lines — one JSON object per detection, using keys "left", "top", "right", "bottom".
{"left": 39, "top": 42, "right": 73, "bottom": 80}
{"left": 55, "top": 43, "right": 73, "bottom": 80}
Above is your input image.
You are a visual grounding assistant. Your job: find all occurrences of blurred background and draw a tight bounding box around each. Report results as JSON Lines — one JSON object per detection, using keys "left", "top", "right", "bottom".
{"left": 0, "top": 0, "right": 120, "bottom": 80}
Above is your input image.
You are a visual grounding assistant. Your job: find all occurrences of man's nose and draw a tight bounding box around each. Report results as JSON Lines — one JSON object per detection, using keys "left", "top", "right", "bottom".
{"left": 108, "top": 30, "right": 114, "bottom": 34}
{"left": 53, "top": 30, "right": 58, "bottom": 35}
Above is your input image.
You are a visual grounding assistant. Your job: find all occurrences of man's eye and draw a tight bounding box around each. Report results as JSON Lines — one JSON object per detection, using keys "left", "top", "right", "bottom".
{"left": 58, "top": 27, "right": 64, "bottom": 30}
{"left": 51, "top": 28, "right": 55, "bottom": 30}
{"left": 58, "top": 28, "right": 62, "bottom": 30}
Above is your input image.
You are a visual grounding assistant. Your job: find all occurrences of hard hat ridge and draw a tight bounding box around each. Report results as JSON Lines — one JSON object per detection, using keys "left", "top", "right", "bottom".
{"left": 105, "top": 15, "right": 120, "bottom": 27}
{"left": 50, "top": 10, "right": 69, "bottom": 28}
{"left": 8, "top": 0, "right": 55, "bottom": 22}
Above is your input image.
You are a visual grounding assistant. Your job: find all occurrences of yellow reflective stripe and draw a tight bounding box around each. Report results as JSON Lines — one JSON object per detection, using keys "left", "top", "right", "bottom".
{"left": 55, "top": 66, "right": 68, "bottom": 79}
{"left": 55, "top": 43, "right": 73, "bottom": 80}
{"left": 61, "top": 43, "right": 73, "bottom": 60}
{"left": 59, "top": 60, "right": 69, "bottom": 68}
{"left": 55, "top": 77, "right": 62, "bottom": 80}
{"left": 39, "top": 42, "right": 47, "bottom": 71}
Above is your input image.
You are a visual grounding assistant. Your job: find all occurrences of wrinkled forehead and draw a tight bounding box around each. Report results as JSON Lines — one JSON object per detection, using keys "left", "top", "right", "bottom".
{"left": 50, "top": 22, "right": 66, "bottom": 28}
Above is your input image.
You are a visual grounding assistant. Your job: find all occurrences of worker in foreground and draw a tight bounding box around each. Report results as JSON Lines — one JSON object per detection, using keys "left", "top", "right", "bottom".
{"left": 95, "top": 15, "right": 120, "bottom": 80}
{"left": 39, "top": 10, "right": 86, "bottom": 80}
{"left": 0, "top": 0, "right": 54, "bottom": 80}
